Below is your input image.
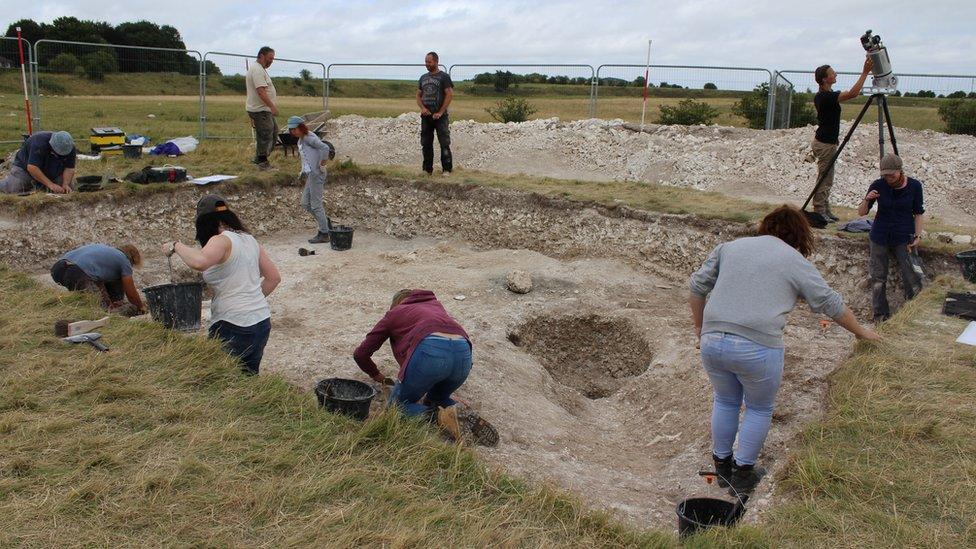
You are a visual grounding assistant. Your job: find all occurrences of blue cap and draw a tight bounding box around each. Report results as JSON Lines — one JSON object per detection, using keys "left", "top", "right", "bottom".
{"left": 50, "top": 131, "right": 75, "bottom": 156}
{"left": 286, "top": 116, "right": 304, "bottom": 129}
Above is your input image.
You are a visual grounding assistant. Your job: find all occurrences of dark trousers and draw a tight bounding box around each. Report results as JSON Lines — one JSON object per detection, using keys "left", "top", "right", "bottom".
{"left": 209, "top": 318, "right": 272, "bottom": 375}
{"left": 248, "top": 111, "right": 278, "bottom": 162}
{"left": 420, "top": 113, "right": 452, "bottom": 173}
{"left": 50, "top": 259, "right": 123, "bottom": 307}
{"left": 869, "top": 240, "right": 922, "bottom": 319}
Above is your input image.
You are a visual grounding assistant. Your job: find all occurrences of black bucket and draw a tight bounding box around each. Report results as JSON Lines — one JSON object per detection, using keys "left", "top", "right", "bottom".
{"left": 314, "top": 378, "right": 377, "bottom": 421}
{"left": 955, "top": 250, "right": 976, "bottom": 283}
{"left": 676, "top": 497, "right": 744, "bottom": 537}
{"left": 122, "top": 144, "right": 142, "bottom": 159}
{"left": 329, "top": 225, "right": 354, "bottom": 251}
{"left": 143, "top": 282, "right": 205, "bottom": 332}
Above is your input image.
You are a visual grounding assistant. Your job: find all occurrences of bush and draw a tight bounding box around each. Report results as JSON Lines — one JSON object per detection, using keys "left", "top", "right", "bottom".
{"left": 493, "top": 71, "right": 513, "bottom": 92}
{"left": 48, "top": 52, "right": 79, "bottom": 73}
{"left": 703, "top": 82, "right": 717, "bottom": 90}
{"left": 220, "top": 75, "right": 246, "bottom": 93}
{"left": 486, "top": 96, "right": 537, "bottom": 123}
{"left": 947, "top": 91, "right": 967, "bottom": 99}
{"left": 80, "top": 50, "right": 117, "bottom": 81}
{"left": 299, "top": 69, "right": 312, "bottom": 81}
{"left": 658, "top": 98, "right": 719, "bottom": 125}
{"left": 301, "top": 83, "right": 317, "bottom": 96}
{"left": 939, "top": 99, "right": 976, "bottom": 136}
{"left": 732, "top": 83, "right": 815, "bottom": 129}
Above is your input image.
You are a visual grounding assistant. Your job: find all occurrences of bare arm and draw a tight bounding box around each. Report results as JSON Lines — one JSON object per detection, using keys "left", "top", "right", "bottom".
{"left": 256, "top": 86, "right": 278, "bottom": 116}
{"left": 120, "top": 276, "right": 147, "bottom": 313}
{"left": 833, "top": 307, "right": 880, "bottom": 340}
{"left": 26, "top": 164, "right": 65, "bottom": 193}
{"left": 436, "top": 87, "right": 453, "bottom": 115}
{"left": 689, "top": 295, "right": 706, "bottom": 345}
{"left": 839, "top": 58, "right": 873, "bottom": 102}
{"left": 168, "top": 235, "right": 231, "bottom": 272}
{"left": 61, "top": 168, "right": 76, "bottom": 191}
{"left": 909, "top": 213, "right": 924, "bottom": 251}
{"left": 258, "top": 246, "right": 281, "bottom": 296}
{"left": 858, "top": 189, "right": 879, "bottom": 216}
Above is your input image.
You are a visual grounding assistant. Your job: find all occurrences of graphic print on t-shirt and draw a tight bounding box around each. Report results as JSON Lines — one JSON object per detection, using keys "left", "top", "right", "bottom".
{"left": 419, "top": 71, "right": 453, "bottom": 111}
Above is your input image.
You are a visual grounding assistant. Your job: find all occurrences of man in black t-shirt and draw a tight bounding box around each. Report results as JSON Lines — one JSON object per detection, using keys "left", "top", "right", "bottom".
{"left": 417, "top": 51, "right": 454, "bottom": 174}
{"left": 811, "top": 57, "right": 873, "bottom": 221}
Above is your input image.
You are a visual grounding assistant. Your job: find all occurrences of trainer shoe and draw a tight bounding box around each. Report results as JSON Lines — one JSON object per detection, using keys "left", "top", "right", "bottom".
{"left": 437, "top": 406, "right": 461, "bottom": 442}
{"left": 308, "top": 231, "right": 330, "bottom": 244}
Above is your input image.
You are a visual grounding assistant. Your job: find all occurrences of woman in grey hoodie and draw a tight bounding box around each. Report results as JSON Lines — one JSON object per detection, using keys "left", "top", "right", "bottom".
{"left": 689, "top": 205, "right": 879, "bottom": 495}
{"left": 287, "top": 116, "right": 334, "bottom": 244}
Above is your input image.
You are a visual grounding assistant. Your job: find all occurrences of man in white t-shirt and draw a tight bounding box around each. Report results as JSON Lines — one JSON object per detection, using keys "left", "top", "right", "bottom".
{"left": 246, "top": 46, "right": 279, "bottom": 170}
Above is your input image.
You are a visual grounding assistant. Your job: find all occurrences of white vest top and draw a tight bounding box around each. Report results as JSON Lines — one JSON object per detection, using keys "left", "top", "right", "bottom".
{"left": 203, "top": 231, "right": 271, "bottom": 327}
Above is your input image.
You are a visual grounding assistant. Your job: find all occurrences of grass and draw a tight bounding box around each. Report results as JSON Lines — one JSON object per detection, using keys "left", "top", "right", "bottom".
{"left": 0, "top": 266, "right": 674, "bottom": 547}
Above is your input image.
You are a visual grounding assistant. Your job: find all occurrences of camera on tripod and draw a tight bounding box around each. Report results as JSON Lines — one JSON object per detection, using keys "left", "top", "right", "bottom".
{"left": 860, "top": 30, "right": 898, "bottom": 93}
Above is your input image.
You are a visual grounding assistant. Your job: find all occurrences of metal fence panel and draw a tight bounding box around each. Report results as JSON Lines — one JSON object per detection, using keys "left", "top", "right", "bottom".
{"left": 594, "top": 64, "right": 773, "bottom": 127}
{"left": 324, "top": 63, "right": 447, "bottom": 118}
{"left": 781, "top": 69, "right": 976, "bottom": 135}
{"left": 201, "top": 51, "right": 326, "bottom": 139}
{"left": 32, "top": 40, "right": 203, "bottom": 147}
{"left": 1, "top": 36, "right": 32, "bottom": 145}
{"left": 449, "top": 64, "right": 596, "bottom": 120}
{"left": 770, "top": 71, "right": 795, "bottom": 130}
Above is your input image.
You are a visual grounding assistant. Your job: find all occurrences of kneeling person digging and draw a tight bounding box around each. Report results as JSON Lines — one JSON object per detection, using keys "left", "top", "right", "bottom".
{"left": 51, "top": 243, "right": 147, "bottom": 316}
{"left": 354, "top": 289, "right": 496, "bottom": 445}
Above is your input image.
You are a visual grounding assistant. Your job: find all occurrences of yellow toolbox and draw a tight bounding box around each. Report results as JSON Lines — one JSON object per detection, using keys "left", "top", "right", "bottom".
{"left": 90, "top": 127, "right": 125, "bottom": 154}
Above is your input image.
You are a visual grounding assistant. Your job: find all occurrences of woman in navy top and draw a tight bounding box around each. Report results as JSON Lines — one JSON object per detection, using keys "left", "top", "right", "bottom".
{"left": 856, "top": 153, "right": 924, "bottom": 321}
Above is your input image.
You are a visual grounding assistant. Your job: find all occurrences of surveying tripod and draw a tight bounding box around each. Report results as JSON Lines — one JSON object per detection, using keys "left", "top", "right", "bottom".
{"left": 801, "top": 93, "right": 899, "bottom": 228}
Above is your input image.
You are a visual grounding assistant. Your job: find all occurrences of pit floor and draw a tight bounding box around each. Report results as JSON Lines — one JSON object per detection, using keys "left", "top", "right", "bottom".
{"left": 37, "top": 228, "right": 856, "bottom": 527}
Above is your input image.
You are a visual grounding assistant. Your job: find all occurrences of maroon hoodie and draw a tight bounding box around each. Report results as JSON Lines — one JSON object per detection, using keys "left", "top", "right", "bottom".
{"left": 353, "top": 290, "right": 470, "bottom": 380}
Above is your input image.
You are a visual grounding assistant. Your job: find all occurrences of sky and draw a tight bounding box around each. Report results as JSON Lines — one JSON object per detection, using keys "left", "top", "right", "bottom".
{"left": 5, "top": 0, "right": 976, "bottom": 88}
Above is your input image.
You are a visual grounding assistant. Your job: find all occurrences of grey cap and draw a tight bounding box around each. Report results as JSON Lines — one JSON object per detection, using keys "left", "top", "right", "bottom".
{"left": 196, "top": 194, "right": 229, "bottom": 219}
{"left": 49, "top": 131, "right": 75, "bottom": 156}
{"left": 880, "top": 153, "right": 903, "bottom": 175}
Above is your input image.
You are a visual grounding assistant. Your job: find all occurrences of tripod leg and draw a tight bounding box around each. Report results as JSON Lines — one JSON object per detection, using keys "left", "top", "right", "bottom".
{"left": 881, "top": 95, "right": 898, "bottom": 156}
{"left": 801, "top": 95, "right": 876, "bottom": 211}
{"left": 878, "top": 100, "right": 886, "bottom": 159}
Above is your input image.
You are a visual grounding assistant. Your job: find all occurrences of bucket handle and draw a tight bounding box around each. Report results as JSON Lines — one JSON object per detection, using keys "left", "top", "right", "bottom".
{"left": 697, "top": 470, "right": 749, "bottom": 516}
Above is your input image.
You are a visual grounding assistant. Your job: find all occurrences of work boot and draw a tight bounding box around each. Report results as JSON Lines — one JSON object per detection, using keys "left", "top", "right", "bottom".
{"left": 458, "top": 406, "right": 499, "bottom": 447}
{"left": 308, "top": 231, "right": 330, "bottom": 244}
{"left": 713, "top": 454, "right": 733, "bottom": 488}
{"left": 727, "top": 462, "right": 767, "bottom": 496}
{"left": 437, "top": 406, "right": 461, "bottom": 442}
{"left": 825, "top": 208, "right": 840, "bottom": 222}
{"left": 257, "top": 161, "right": 275, "bottom": 171}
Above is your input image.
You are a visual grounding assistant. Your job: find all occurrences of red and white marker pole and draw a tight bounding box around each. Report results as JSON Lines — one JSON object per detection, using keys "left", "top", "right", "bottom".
{"left": 639, "top": 40, "right": 652, "bottom": 131}
{"left": 15, "top": 26, "right": 32, "bottom": 135}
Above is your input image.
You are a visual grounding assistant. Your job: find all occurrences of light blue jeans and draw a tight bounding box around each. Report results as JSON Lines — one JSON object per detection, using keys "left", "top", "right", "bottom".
{"left": 700, "top": 332, "right": 785, "bottom": 466}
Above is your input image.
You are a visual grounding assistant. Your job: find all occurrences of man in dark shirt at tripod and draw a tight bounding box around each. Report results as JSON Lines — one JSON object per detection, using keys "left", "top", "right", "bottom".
{"left": 811, "top": 57, "right": 873, "bottom": 221}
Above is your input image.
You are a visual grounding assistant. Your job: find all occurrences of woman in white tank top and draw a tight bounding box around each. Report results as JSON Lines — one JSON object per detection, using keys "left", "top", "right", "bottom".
{"left": 163, "top": 195, "right": 281, "bottom": 375}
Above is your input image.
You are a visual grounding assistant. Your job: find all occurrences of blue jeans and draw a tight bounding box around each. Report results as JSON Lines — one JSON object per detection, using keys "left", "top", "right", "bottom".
{"left": 209, "top": 318, "right": 272, "bottom": 376}
{"left": 391, "top": 335, "right": 471, "bottom": 416}
{"left": 700, "top": 332, "right": 784, "bottom": 466}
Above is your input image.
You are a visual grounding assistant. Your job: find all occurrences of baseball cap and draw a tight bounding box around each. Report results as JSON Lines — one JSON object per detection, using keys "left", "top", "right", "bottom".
{"left": 196, "top": 194, "right": 229, "bottom": 219}
{"left": 49, "top": 131, "right": 75, "bottom": 156}
{"left": 880, "top": 153, "right": 903, "bottom": 175}
{"left": 286, "top": 116, "right": 304, "bottom": 129}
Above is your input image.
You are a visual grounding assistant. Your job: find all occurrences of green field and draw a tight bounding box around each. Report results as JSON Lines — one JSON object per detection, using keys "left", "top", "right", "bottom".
{"left": 0, "top": 71, "right": 964, "bottom": 146}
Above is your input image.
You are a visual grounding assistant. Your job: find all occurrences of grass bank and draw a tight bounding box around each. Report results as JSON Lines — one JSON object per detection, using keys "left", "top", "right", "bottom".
{"left": 0, "top": 267, "right": 671, "bottom": 546}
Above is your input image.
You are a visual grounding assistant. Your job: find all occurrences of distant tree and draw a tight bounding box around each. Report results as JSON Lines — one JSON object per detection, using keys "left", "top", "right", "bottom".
{"left": 658, "top": 99, "right": 719, "bottom": 125}
{"left": 81, "top": 50, "right": 118, "bottom": 80}
{"left": 49, "top": 52, "right": 80, "bottom": 73}
{"left": 947, "top": 91, "right": 967, "bottom": 99}
{"left": 473, "top": 72, "right": 493, "bottom": 85}
{"left": 300, "top": 69, "right": 312, "bottom": 81}
{"left": 493, "top": 70, "right": 513, "bottom": 92}
{"left": 632, "top": 76, "right": 646, "bottom": 87}
{"left": 703, "top": 82, "right": 717, "bottom": 90}
{"left": 939, "top": 99, "right": 976, "bottom": 136}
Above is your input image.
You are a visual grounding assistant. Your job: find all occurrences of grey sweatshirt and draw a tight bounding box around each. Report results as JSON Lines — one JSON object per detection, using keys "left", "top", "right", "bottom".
{"left": 689, "top": 235, "right": 845, "bottom": 348}
{"left": 298, "top": 133, "right": 330, "bottom": 176}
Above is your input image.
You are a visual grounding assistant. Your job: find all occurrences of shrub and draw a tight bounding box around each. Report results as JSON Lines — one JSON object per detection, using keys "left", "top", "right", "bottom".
{"left": 301, "top": 83, "right": 317, "bottom": 96}
{"left": 493, "top": 71, "right": 513, "bottom": 92}
{"left": 299, "top": 69, "right": 312, "bottom": 81}
{"left": 486, "top": 96, "right": 537, "bottom": 123}
{"left": 658, "top": 98, "right": 719, "bottom": 125}
{"left": 947, "top": 91, "right": 967, "bottom": 99}
{"left": 220, "top": 75, "right": 246, "bottom": 93}
{"left": 703, "top": 82, "right": 717, "bottom": 90}
{"left": 732, "top": 83, "right": 816, "bottom": 129}
{"left": 939, "top": 99, "right": 976, "bottom": 136}
{"left": 48, "top": 52, "right": 79, "bottom": 74}
{"left": 80, "top": 50, "right": 118, "bottom": 81}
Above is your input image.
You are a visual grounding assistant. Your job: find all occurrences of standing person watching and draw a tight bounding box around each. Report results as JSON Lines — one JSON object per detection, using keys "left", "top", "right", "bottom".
{"left": 417, "top": 52, "right": 453, "bottom": 175}
{"left": 811, "top": 57, "right": 873, "bottom": 221}
{"left": 689, "top": 205, "right": 879, "bottom": 495}
{"left": 857, "top": 153, "right": 924, "bottom": 322}
{"left": 163, "top": 195, "right": 281, "bottom": 375}
{"left": 287, "top": 115, "right": 333, "bottom": 244}
{"left": 0, "top": 131, "right": 76, "bottom": 194}
{"left": 246, "top": 46, "right": 279, "bottom": 171}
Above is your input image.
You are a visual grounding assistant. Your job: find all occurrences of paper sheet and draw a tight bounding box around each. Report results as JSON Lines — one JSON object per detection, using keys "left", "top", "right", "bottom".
{"left": 190, "top": 175, "right": 237, "bottom": 185}
{"left": 954, "top": 321, "right": 976, "bottom": 346}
